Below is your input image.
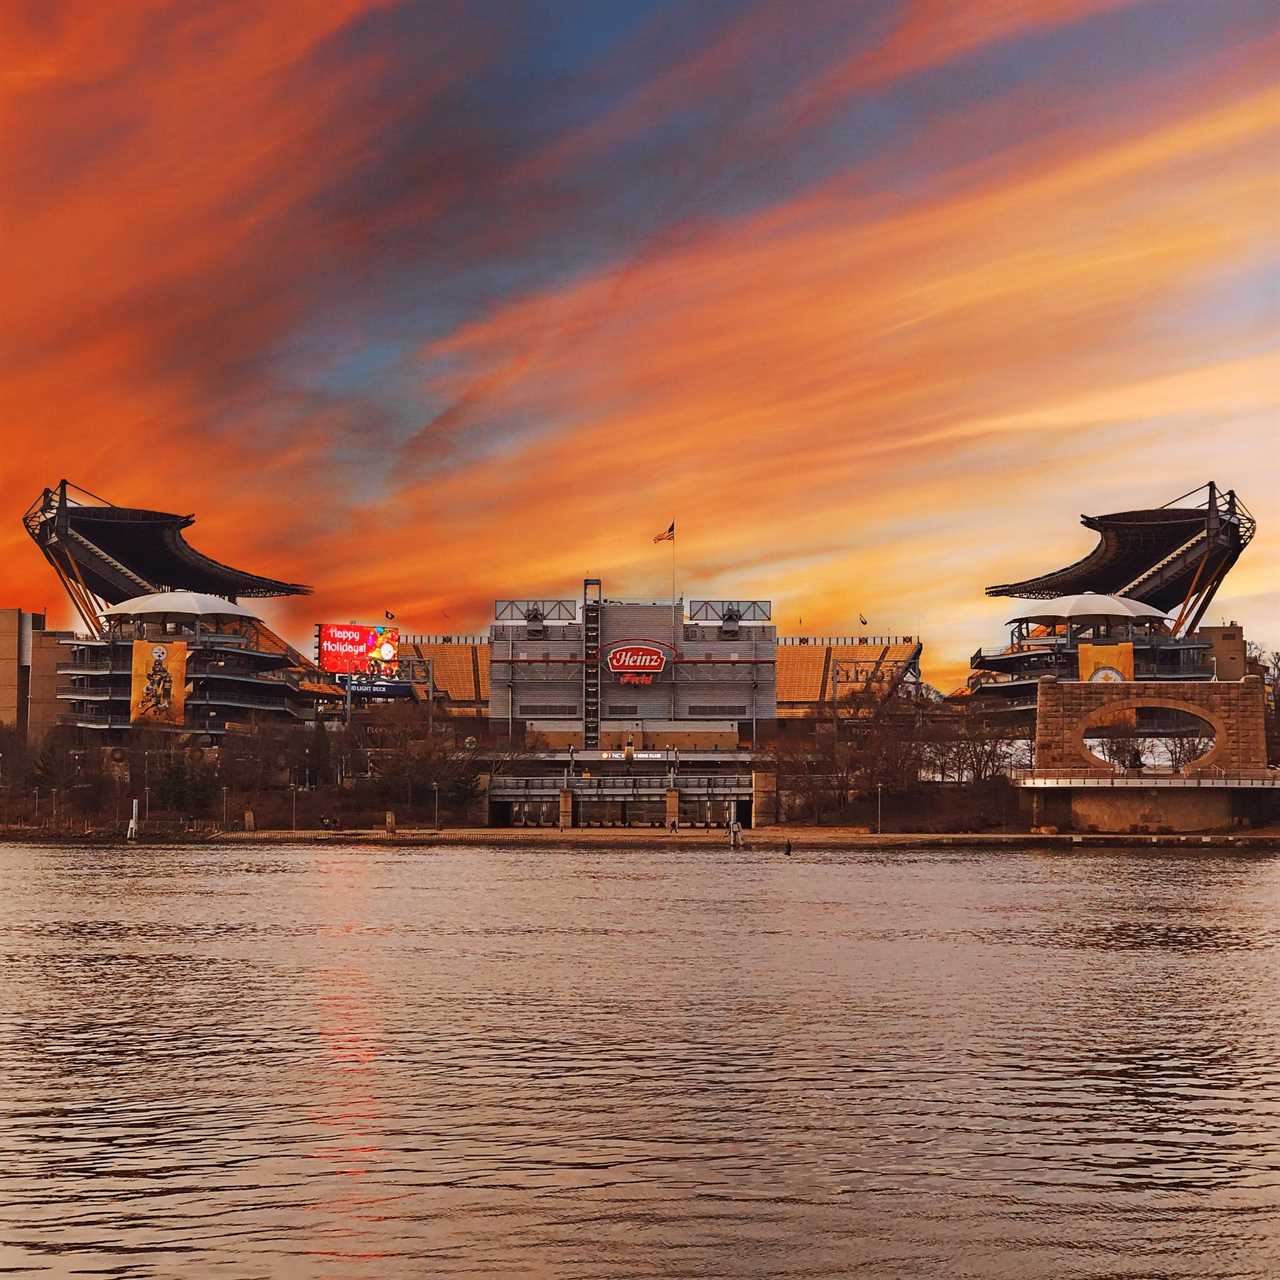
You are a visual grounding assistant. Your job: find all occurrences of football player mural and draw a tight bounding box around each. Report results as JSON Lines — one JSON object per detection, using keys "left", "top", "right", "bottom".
{"left": 130, "top": 640, "right": 188, "bottom": 726}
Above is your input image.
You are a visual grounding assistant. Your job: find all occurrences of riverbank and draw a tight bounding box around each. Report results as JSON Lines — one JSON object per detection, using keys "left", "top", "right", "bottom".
{"left": 3, "top": 825, "right": 1278, "bottom": 850}
{"left": 221, "top": 826, "right": 1280, "bottom": 850}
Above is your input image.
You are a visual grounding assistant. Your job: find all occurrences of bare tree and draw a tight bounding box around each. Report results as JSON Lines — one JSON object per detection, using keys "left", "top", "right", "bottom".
{"left": 1165, "top": 733, "right": 1215, "bottom": 772}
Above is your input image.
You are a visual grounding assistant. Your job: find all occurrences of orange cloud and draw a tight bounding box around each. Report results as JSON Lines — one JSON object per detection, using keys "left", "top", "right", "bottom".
{"left": 0, "top": 1, "right": 459, "bottom": 605}
{"left": 337, "top": 73, "right": 1279, "bottom": 686}
{"left": 3, "top": 2, "right": 1275, "bottom": 697}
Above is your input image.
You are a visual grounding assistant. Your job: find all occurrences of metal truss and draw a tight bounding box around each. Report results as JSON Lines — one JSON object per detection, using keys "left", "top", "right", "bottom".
{"left": 687, "top": 600, "right": 771, "bottom": 622}
{"left": 494, "top": 599, "right": 578, "bottom": 622}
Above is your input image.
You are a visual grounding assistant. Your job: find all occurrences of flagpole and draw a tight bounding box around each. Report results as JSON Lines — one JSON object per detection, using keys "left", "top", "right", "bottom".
{"left": 671, "top": 522, "right": 677, "bottom": 724}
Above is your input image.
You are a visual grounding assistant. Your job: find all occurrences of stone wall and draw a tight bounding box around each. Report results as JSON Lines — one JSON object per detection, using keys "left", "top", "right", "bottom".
{"left": 752, "top": 770, "right": 778, "bottom": 826}
{"left": 1034, "top": 676, "right": 1268, "bottom": 776}
{"left": 1070, "top": 788, "right": 1233, "bottom": 833}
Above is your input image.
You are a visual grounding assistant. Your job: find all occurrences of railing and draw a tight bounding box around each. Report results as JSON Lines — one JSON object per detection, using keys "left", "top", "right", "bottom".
{"left": 968, "top": 672, "right": 1054, "bottom": 687}
{"left": 59, "top": 636, "right": 285, "bottom": 666}
{"left": 57, "top": 658, "right": 119, "bottom": 674}
{"left": 778, "top": 635, "right": 915, "bottom": 647}
{"left": 64, "top": 710, "right": 133, "bottom": 728}
{"left": 522, "top": 749, "right": 755, "bottom": 761}
{"left": 489, "top": 626, "right": 581, "bottom": 642}
{"left": 966, "top": 695, "right": 1038, "bottom": 711}
{"left": 193, "top": 666, "right": 294, "bottom": 686}
{"left": 974, "top": 636, "right": 1212, "bottom": 662}
{"left": 970, "top": 659, "right": 1215, "bottom": 680}
{"left": 57, "top": 659, "right": 284, "bottom": 683}
{"left": 491, "top": 773, "right": 754, "bottom": 798}
{"left": 188, "top": 692, "right": 288, "bottom": 712}
{"left": 64, "top": 706, "right": 240, "bottom": 731}
{"left": 1012, "top": 768, "right": 1279, "bottom": 788}
{"left": 402, "top": 634, "right": 487, "bottom": 646}
{"left": 971, "top": 641, "right": 1069, "bottom": 661}
{"left": 682, "top": 626, "right": 776, "bottom": 642}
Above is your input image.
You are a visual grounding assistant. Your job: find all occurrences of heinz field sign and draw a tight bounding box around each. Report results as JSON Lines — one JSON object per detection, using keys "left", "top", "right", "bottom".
{"left": 606, "top": 642, "right": 667, "bottom": 685}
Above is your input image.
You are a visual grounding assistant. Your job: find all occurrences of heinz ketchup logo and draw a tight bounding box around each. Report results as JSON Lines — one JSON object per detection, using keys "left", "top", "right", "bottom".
{"left": 607, "top": 643, "right": 667, "bottom": 674}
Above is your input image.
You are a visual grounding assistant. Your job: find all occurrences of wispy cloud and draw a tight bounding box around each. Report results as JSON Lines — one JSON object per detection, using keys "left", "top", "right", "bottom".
{"left": 2, "top": 1, "right": 1275, "bottom": 688}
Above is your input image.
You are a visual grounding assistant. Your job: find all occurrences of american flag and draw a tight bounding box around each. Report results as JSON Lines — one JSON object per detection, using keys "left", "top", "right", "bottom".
{"left": 652, "top": 521, "right": 675, "bottom": 543}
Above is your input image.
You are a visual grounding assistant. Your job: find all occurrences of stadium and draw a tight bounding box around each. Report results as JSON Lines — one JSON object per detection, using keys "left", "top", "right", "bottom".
{"left": 14, "top": 480, "right": 926, "bottom": 828}
{"left": 382, "top": 585, "right": 923, "bottom": 827}
{"left": 970, "top": 482, "right": 1258, "bottom": 726}
{"left": 7, "top": 476, "right": 1275, "bottom": 832}
{"left": 399, "top": 586, "right": 921, "bottom": 744}
{"left": 20, "top": 481, "right": 330, "bottom": 748}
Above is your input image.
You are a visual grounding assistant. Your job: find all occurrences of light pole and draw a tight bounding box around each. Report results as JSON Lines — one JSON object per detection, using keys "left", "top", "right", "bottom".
{"left": 432, "top": 780, "right": 439, "bottom": 830}
{"left": 291, "top": 784, "right": 297, "bottom": 832}
{"left": 221, "top": 785, "right": 228, "bottom": 831}
{"left": 876, "top": 782, "right": 883, "bottom": 835}
{"left": 144, "top": 786, "right": 150, "bottom": 821}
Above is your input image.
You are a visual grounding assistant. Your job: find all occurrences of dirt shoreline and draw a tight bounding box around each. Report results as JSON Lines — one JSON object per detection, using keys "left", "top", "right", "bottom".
{"left": 3, "top": 825, "right": 1277, "bottom": 851}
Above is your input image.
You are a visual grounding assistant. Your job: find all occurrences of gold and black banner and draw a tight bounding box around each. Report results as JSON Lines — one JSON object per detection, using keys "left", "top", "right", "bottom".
{"left": 1078, "top": 641, "right": 1134, "bottom": 730}
{"left": 130, "top": 639, "right": 188, "bottom": 726}
{"left": 1078, "top": 641, "right": 1134, "bottom": 684}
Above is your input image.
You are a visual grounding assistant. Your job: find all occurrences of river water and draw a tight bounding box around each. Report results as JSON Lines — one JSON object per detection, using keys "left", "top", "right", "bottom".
{"left": 1, "top": 842, "right": 1278, "bottom": 1279}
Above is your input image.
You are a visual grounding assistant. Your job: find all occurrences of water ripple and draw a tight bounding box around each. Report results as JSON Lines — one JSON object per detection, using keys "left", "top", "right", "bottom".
{"left": 0, "top": 842, "right": 1277, "bottom": 1278}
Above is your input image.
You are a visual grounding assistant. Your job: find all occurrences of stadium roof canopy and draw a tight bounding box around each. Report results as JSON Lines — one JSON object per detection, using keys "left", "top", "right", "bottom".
{"left": 24, "top": 480, "right": 309, "bottom": 634}
{"left": 986, "top": 482, "right": 1254, "bottom": 635}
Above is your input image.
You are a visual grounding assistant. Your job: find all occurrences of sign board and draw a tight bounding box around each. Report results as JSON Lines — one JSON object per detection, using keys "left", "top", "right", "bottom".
{"left": 317, "top": 623, "right": 400, "bottom": 677}
{"left": 606, "top": 642, "right": 668, "bottom": 686}
{"left": 339, "top": 675, "right": 414, "bottom": 699}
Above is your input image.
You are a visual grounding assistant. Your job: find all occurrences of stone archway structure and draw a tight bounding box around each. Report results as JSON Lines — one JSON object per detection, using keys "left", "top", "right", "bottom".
{"left": 1034, "top": 676, "right": 1268, "bottom": 777}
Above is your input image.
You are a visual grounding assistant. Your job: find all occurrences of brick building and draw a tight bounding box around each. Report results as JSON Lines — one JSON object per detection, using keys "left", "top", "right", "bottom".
{"left": 0, "top": 609, "right": 70, "bottom": 747}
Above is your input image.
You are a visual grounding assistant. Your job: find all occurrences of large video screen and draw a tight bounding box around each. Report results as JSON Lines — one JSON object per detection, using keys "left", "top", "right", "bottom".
{"left": 317, "top": 623, "right": 400, "bottom": 677}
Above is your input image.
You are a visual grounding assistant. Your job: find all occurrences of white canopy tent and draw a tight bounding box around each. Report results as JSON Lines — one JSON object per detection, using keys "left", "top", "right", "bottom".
{"left": 101, "top": 591, "right": 258, "bottom": 621}
{"left": 1006, "top": 593, "right": 1168, "bottom": 627}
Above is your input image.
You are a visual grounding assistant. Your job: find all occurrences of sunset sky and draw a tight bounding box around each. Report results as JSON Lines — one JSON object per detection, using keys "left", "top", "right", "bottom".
{"left": 4, "top": 0, "right": 1277, "bottom": 690}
